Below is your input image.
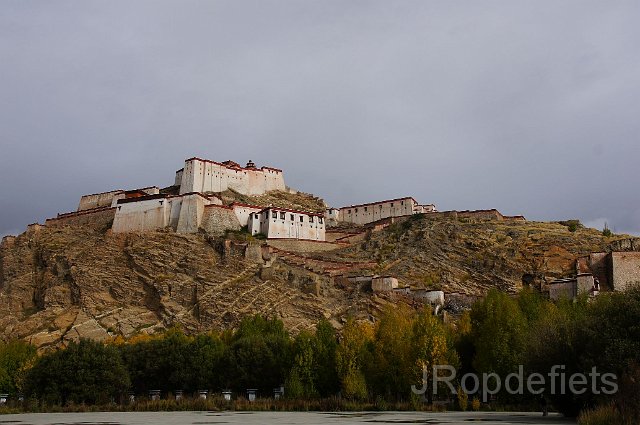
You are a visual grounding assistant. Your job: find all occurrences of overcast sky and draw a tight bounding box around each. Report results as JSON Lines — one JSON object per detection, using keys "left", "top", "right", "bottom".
{"left": 1, "top": 1, "right": 639, "bottom": 237}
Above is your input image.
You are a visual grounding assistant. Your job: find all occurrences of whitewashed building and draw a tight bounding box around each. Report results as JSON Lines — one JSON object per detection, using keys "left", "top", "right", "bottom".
{"left": 176, "top": 158, "right": 286, "bottom": 196}
{"left": 248, "top": 207, "right": 325, "bottom": 241}
{"left": 331, "top": 197, "right": 435, "bottom": 225}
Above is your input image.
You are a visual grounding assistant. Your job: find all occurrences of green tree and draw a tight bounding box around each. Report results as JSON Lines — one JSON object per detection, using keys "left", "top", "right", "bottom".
{"left": 286, "top": 331, "right": 317, "bottom": 398}
{"left": 119, "top": 327, "right": 192, "bottom": 393}
{"left": 411, "top": 307, "right": 457, "bottom": 403}
{"left": 313, "top": 319, "right": 339, "bottom": 397}
{"left": 471, "top": 289, "right": 527, "bottom": 378}
{"left": 0, "top": 339, "right": 36, "bottom": 396}
{"left": 25, "top": 339, "right": 129, "bottom": 405}
{"left": 225, "top": 315, "right": 292, "bottom": 394}
{"left": 336, "top": 319, "right": 373, "bottom": 400}
{"left": 367, "top": 305, "right": 415, "bottom": 401}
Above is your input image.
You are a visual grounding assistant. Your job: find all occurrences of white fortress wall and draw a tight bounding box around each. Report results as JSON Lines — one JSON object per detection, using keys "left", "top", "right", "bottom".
{"left": 112, "top": 196, "right": 172, "bottom": 233}
{"left": 176, "top": 193, "right": 220, "bottom": 233}
{"left": 231, "top": 204, "right": 264, "bottom": 227}
{"left": 339, "top": 197, "right": 419, "bottom": 225}
{"left": 178, "top": 158, "right": 286, "bottom": 196}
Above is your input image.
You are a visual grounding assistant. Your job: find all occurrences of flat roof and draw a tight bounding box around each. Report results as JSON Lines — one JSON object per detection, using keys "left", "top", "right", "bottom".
{"left": 185, "top": 157, "right": 283, "bottom": 173}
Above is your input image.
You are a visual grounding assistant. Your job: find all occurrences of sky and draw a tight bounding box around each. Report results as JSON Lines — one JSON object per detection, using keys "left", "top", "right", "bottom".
{"left": 1, "top": 1, "right": 639, "bottom": 237}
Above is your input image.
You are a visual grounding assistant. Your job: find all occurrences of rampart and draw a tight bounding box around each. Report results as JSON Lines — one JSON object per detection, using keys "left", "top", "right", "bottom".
{"left": 45, "top": 206, "right": 116, "bottom": 229}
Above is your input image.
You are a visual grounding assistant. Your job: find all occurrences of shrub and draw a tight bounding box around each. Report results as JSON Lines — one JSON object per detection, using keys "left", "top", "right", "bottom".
{"left": 456, "top": 386, "right": 468, "bottom": 411}
{"left": 471, "top": 397, "right": 481, "bottom": 411}
{"left": 577, "top": 404, "right": 624, "bottom": 425}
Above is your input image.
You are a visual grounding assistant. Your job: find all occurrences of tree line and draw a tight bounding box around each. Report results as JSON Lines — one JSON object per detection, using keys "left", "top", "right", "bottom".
{"left": 1, "top": 287, "right": 639, "bottom": 422}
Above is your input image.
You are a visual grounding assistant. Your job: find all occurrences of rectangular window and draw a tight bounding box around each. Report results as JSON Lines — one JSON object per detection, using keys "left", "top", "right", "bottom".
{"left": 280, "top": 212, "right": 285, "bottom": 220}
{"left": 299, "top": 216, "right": 304, "bottom": 222}
{"left": 272, "top": 211, "right": 278, "bottom": 219}
{"left": 355, "top": 208, "right": 358, "bottom": 213}
{"left": 319, "top": 217, "right": 323, "bottom": 224}
{"left": 390, "top": 203, "right": 394, "bottom": 207}
{"left": 348, "top": 209, "right": 351, "bottom": 214}
{"left": 309, "top": 216, "right": 314, "bottom": 223}
{"left": 364, "top": 207, "right": 368, "bottom": 212}
{"left": 290, "top": 214, "right": 294, "bottom": 221}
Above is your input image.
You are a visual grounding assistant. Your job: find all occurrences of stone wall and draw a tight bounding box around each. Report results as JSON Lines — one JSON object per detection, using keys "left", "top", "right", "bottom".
{"left": 78, "top": 190, "right": 123, "bottom": 211}
{"left": 457, "top": 209, "right": 504, "bottom": 222}
{"left": 200, "top": 205, "right": 242, "bottom": 236}
{"left": 611, "top": 252, "right": 640, "bottom": 291}
{"left": 46, "top": 207, "right": 116, "bottom": 229}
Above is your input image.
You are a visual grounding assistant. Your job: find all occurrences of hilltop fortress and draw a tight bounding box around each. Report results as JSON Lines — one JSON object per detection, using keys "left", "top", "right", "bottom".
{"left": 19, "top": 156, "right": 528, "bottom": 243}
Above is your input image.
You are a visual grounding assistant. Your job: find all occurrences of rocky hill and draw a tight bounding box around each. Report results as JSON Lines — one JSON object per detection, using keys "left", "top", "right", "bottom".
{"left": 0, "top": 211, "right": 636, "bottom": 350}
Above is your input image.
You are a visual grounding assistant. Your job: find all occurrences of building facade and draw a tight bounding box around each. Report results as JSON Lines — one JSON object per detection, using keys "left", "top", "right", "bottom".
{"left": 177, "top": 158, "right": 286, "bottom": 196}
{"left": 332, "top": 197, "right": 435, "bottom": 225}
{"left": 249, "top": 207, "right": 325, "bottom": 241}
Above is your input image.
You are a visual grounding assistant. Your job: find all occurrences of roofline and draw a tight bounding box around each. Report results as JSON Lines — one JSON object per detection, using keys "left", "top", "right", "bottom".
{"left": 80, "top": 189, "right": 125, "bottom": 198}
{"left": 259, "top": 206, "right": 324, "bottom": 216}
{"left": 338, "top": 196, "right": 418, "bottom": 210}
{"left": 230, "top": 202, "right": 265, "bottom": 210}
{"left": 184, "top": 157, "right": 282, "bottom": 173}
{"left": 117, "top": 193, "right": 169, "bottom": 205}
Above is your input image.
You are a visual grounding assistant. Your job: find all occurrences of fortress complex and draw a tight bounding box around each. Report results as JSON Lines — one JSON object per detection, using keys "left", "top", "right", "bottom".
{"left": 67, "top": 157, "right": 324, "bottom": 241}
{"left": 37, "top": 156, "right": 448, "bottom": 242}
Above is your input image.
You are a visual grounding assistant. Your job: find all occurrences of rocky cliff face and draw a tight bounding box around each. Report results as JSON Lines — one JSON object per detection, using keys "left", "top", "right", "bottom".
{"left": 0, "top": 213, "right": 635, "bottom": 350}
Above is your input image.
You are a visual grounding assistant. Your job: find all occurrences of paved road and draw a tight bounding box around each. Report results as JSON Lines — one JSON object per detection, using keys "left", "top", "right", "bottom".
{"left": 0, "top": 411, "right": 576, "bottom": 424}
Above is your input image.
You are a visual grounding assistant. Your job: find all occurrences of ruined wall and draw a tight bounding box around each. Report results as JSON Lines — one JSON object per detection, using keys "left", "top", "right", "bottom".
{"left": 457, "top": 209, "right": 504, "bottom": 222}
{"left": 200, "top": 205, "right": 242, "bottom": 236}
{"left": 577, "top": 252, "right": 610, "bottom": 290}
{"left": 46, "top": 207, "right": 116, "bottom": 229}
{"left": 611, "top": 252, "right": 640, "bottom": 291}
{"left": 78, "top": 190, "right": 123, "bottom": 211}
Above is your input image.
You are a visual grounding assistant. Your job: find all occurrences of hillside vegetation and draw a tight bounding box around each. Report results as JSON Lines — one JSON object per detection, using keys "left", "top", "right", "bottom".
{"left": 0, "top": 210, "right": 636, "bottom": 350}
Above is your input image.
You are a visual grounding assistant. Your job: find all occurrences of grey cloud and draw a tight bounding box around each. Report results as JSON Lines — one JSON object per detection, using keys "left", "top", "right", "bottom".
{"left": 1, "top": 0, "right": 639, "bottom": 236}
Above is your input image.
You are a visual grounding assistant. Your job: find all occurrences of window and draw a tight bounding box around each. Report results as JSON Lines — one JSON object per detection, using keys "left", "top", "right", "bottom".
{"left": 355, "top": 208, "right": 358, "bottom": 213}
{"left": 364, "top": 207, "right": 368, "bottom": 212}
{"left": 348, "top": 209, "right": 351, "bottom": 214}
{"left": 299, "top": 216, "right": 304, "bottom": 222}
{"left": 280, "top": 212, "right": 285, "bottom": 220}
{"left": 319, "top": 217, "right": 323, "bottom": 224}
{"left": 272, "top": 210, "right": 278, "bottom": 219}
{"left": 309, "top": 216, "right": 314, "bottom": 223}
{"left": 290, "top": 214, "right": 294, "bottom": 221}
{"left": 390, "top": 203, "right": 394, "bottom": 207}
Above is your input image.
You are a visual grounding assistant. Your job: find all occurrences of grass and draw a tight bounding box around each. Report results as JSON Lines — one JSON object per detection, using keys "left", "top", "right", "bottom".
{"left": 0, "top": 396, "right": 453, "bottom": 414}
